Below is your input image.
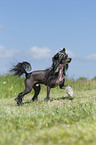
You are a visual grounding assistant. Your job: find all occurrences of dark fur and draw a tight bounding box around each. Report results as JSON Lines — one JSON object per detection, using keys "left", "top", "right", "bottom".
{"left": 10, "top": 48, "right": 72, "bottom": 105}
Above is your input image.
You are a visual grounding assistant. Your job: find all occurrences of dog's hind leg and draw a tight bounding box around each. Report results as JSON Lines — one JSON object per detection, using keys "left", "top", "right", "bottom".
{"left": 32, "top": 84, "right": 41, "bottom": 101}
{"left": 15, "top": 87, "right": 33, "bottom": 105}
{"left": 44, "top": 86, "right": 50, "bottom": 101}
{"left": 15, "top": 78, "right": 34, "bottom": 105}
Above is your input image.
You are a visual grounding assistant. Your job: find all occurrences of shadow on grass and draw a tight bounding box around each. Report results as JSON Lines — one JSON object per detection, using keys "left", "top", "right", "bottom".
{"left": 22, "top": 99, "right": 40, "bottom": 105}
{"left": 50, "top": 96, "right": 74, "bottom": 101}
{"left": 22, "top": 101, "right": 31, "bottom": 105}
{"left": 16, "top": 96, "right": 74, "bottom": 106}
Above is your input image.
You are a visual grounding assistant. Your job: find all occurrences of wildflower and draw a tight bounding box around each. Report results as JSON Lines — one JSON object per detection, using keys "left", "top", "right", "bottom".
{"left": 10, "top": 86, "right": 13, "bottom": 91}
{"left": 3, "top": 81, "right": 6, "bottom": 84}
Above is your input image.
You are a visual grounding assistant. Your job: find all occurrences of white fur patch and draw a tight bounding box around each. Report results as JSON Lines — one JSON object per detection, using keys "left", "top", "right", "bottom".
{"left": 65, "top": 86, "right": 73, "bottom": 98}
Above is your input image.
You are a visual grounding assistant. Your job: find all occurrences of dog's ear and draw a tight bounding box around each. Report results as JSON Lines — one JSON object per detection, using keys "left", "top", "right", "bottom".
{"left": 63, "top": 48, "right": 65, "bottom": 52}
{"left": 60, "top": 48, "right": 65, "bottom": 53}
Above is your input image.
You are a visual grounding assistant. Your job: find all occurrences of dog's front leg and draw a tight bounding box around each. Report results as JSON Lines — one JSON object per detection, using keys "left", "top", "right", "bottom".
{"left": 59, "top": 79, "right": 65, "bottom": 89}
{"left": 44, "top": 86, "right": 50, "bottom": 101}
{"left": 59, "top": 81, "right": 73, "bottom": 98}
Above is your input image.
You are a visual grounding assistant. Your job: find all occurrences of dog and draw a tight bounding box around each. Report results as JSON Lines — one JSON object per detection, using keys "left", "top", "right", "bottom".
{"left": 10, "top": 48, "right": 72, "bottom": 105}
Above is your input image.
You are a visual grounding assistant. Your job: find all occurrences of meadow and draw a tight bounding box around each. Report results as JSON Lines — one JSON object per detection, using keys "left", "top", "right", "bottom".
{"left": 0, "top": 75, "right": 96, "bottom": 145}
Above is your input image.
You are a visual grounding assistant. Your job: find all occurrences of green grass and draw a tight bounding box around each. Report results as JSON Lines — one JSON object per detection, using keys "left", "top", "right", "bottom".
{"left": 0, "top": 75, "right": 96, "bottom": 145}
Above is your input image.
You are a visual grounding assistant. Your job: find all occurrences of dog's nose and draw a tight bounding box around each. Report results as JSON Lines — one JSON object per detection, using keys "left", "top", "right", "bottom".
{"left": 67, "top": 58, "right": 72, "bottom": 63}
{"left": 70, "top": 58, "right": 72, "bottom": 61}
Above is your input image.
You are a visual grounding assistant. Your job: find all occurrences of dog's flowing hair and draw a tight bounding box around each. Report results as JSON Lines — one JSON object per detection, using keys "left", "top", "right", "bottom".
{"left": 11, "top": 48, "right": 72, "bottom": 105}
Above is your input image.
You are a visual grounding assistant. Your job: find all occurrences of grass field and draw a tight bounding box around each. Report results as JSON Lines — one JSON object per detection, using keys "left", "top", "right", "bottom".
{"left": 0, "top": 75, "right": 96, "bottom": 145}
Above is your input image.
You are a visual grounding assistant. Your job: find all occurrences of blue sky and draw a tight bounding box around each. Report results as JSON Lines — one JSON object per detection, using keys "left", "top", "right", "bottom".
{"left": 0, "top": 0, "right": 96, "bottom": 79}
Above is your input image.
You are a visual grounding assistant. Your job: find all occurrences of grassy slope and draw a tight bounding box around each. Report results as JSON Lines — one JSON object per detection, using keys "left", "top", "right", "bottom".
{"left": 0, "top": 75, "right": 96, "bottom": 145}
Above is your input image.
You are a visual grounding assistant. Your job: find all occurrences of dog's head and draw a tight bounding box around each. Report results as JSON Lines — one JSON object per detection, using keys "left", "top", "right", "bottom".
{"left": 52, "top": 48, "right": 72, "bottom": 73}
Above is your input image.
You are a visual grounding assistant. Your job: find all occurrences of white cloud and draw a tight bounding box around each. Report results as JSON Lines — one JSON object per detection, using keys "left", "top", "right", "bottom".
{"left": 66, "top": 49, "right": 76, "bottom": 59}
{"left": 0, "top": 46, "right": 20, "bottom": 58}
{"left": 0, "top": 25, "right": 4, "bottom": 29}
{"left": 29, "top": 46, "right": 52, "bottom": 59}
{"left": 86, "top": 54, "right": 96, "bottom": 61}
{"left": 0, "top": 46, "right": 77, "bottom": 61}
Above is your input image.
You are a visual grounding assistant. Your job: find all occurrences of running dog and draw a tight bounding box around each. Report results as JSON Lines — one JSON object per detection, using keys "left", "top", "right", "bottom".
{"left": 11, "top": 48, "right": 72, "bottom": 105}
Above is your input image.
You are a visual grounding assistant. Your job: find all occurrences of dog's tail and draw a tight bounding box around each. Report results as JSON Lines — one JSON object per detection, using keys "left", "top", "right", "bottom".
{"left": 10, "top": 61, "right": 32, "bottom": 77}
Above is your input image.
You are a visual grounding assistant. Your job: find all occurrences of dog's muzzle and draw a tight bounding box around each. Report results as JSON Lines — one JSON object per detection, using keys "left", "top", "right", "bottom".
{"left": 66, "top": 58, "right": 72, "bottom": 63}
{"left": 62, "top": 58, "right": 72, "bottom": 65}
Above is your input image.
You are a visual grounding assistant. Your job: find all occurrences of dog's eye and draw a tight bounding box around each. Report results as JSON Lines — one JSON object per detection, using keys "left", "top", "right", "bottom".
{"left": 65, "top": 55, "right": 68, "bottom": 59}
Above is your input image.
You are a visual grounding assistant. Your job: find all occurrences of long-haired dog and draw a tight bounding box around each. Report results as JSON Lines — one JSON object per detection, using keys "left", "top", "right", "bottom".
{"left": 11, "top": 48, "right": 72, "bottom": 105}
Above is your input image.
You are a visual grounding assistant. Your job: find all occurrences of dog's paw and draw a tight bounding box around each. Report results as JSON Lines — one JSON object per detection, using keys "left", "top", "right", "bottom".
{"left": 32, "top": 97, "right": 38, "bottom": 101}
{"left": 14, "top": 97, "right": 22, "bottom": 105}
{"left": 44, "top": 97, "right": 50, "bottom": 102}
{"left": 65, "top": 86, "right": 73, "bottom": 98}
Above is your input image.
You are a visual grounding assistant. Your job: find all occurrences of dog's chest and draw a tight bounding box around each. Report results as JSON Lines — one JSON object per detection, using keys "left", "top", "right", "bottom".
{"left": 46, "top": 66, "right": 64, "bottom": 88}
{"left": 57, "top": 67, "right": 64, "bottom": 83}
{"left": 59, "top": 68, "right": 64, "bottom": 81}
{"left": 52, "top": 66, "right": 64, "bottom": 87}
